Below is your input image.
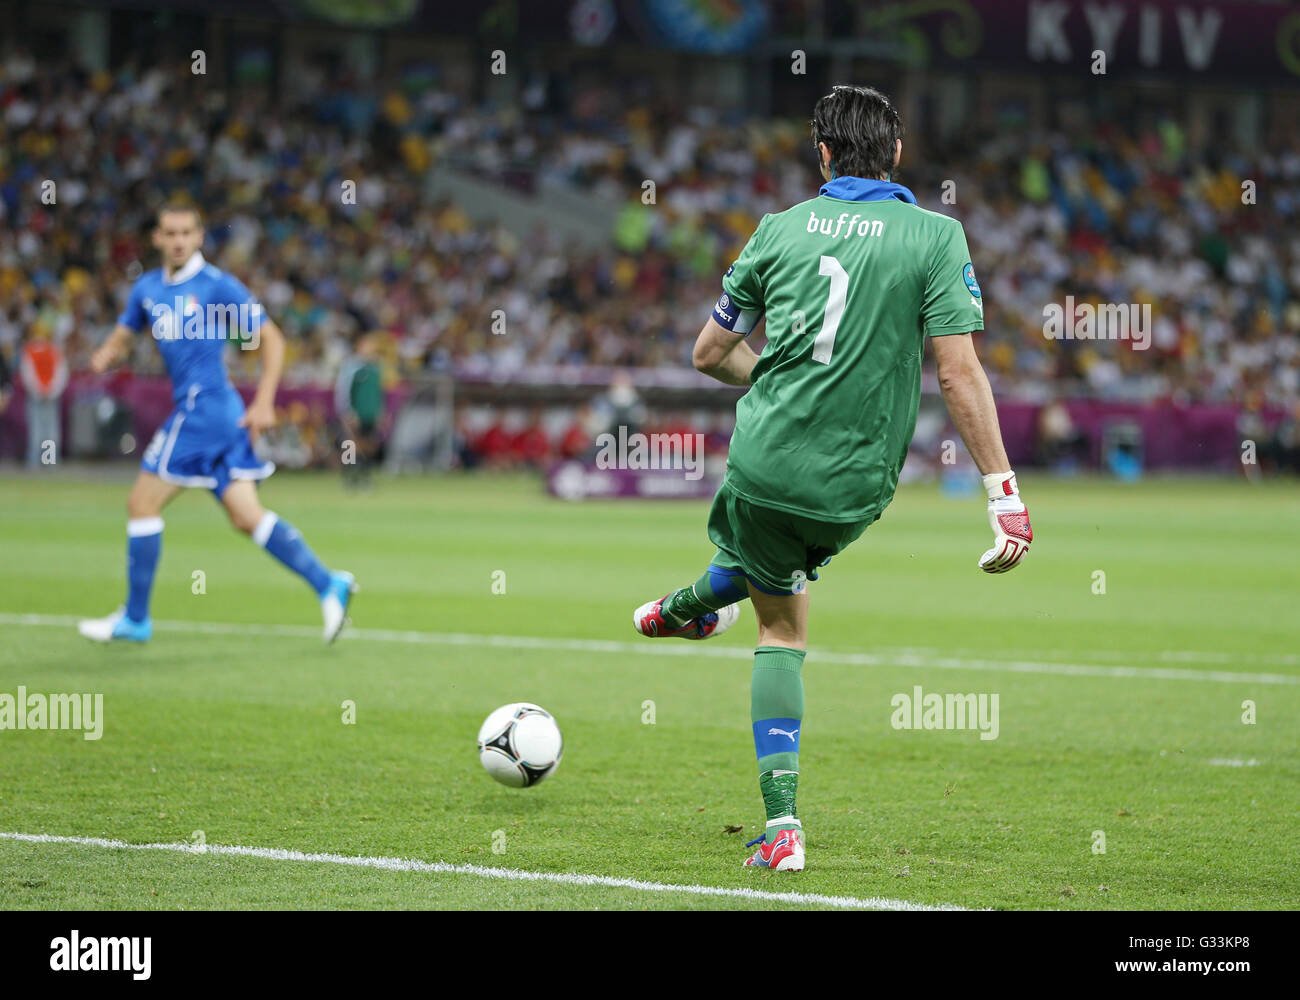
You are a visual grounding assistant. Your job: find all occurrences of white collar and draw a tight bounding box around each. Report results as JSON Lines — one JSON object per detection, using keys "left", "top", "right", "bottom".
{"left": 165, "top": 251, "right": 206, "bottom": 285}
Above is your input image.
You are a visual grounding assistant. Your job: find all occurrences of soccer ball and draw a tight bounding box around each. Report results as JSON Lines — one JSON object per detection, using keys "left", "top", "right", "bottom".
{"left": 476, "top": 703, "right": 563, "bottom": 787}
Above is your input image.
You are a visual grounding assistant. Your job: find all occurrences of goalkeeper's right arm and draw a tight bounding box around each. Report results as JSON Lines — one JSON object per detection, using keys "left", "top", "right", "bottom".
{"left": 692, "top": 316, "right": 759, "bottom": 387}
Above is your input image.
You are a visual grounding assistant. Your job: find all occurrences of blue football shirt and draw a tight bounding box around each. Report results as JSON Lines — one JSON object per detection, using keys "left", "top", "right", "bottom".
{"left": 117, "top": 252, "right": 265, "bottom": 405}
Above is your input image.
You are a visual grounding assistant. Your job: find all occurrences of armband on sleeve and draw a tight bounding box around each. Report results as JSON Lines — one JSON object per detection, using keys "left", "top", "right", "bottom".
{"left": 711, "top": 291, "right": 762, "bottom": 335}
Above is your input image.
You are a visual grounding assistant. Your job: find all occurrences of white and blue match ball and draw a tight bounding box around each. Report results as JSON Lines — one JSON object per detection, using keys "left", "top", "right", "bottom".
{"left": 476, "top": 703, "right": 564, "bottom": 788}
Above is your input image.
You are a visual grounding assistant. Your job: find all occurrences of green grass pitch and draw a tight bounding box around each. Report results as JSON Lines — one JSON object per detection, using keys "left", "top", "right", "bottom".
{"left": 0, "top": 469, "right": 1296, "bottom": 910}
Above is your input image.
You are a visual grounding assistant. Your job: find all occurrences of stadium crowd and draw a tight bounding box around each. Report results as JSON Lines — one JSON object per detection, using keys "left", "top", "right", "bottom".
{"left": 2, "top": 52, "right": 1298, "bottom": 468}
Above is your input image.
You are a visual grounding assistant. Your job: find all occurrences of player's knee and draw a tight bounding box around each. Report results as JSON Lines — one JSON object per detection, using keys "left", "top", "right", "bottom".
{"left": 126, "top": 491, "right": 159, "bottom": 520}
{"left": 228, "top": 507, "right": 264, "bottom": 535}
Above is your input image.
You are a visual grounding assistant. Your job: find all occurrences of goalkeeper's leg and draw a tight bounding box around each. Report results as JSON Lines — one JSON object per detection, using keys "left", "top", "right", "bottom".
{"left": 663, "top": 564, "right": 749, "bottom": 626}
{"left": 743, "top": 583, "right": 808, "bottom": 872}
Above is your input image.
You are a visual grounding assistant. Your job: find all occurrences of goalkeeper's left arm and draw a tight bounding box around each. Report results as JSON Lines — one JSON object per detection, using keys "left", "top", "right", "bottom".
{"left": 931, "top": 332, "right": 1033, "bottom": 574}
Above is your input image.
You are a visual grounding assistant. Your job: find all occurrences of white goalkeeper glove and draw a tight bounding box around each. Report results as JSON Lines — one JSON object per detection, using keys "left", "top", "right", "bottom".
{"left": 978, "top": 471, "right": 1033, "bottom": 574}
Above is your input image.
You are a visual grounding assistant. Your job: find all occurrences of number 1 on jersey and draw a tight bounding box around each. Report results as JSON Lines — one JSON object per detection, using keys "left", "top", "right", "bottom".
{"left": 814, "top": 255, "right": 848, "bottom": 364}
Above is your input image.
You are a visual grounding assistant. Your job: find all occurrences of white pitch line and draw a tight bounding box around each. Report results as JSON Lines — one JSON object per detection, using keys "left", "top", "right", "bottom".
{"left": 0, "top": 831, "right": 961, "bottom": 911}
{"left": 3, "top": 612, "right": 1297, "bottom": 686}
{"left": 865, "top": 644, "right": 1300, "bottom": 669}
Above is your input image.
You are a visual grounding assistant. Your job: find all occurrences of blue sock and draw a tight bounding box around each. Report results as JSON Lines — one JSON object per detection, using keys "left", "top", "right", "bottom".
{"left": 126, "top": 517, "right": 163, "bottom": 622}
{"left": 752, "top": 647, "right": 806, "bottom": 836}
{"left": 253, "top": 512, "right": 332, "bottom": 596}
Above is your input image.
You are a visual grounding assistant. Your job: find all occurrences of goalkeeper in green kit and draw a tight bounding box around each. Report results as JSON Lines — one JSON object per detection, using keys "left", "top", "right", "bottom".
{"left": 633, "top": 86, "right": 1033, "bottom": 872}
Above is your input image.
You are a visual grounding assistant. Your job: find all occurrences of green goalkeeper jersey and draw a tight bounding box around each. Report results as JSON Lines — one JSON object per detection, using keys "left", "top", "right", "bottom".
{"left": 712, "top": 176, "right": 984, "bottom": 522}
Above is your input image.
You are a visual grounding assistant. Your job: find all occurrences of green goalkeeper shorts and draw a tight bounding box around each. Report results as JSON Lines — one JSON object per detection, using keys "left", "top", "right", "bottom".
{"left": 706, "top": 482, "right": 877, "bottom": 596}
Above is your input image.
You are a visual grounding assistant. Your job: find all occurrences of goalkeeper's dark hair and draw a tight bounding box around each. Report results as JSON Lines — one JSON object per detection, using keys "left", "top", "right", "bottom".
{"left": 811, "top": 85, "right": 904, "bottom": 180}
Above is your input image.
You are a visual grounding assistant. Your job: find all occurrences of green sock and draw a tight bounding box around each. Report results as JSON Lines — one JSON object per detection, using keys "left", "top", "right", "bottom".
{"left": 751, "top": 646, "right": 805, "bottom": 840}
{"left": 661, "top": 564, "right": 748, "bottom": 627}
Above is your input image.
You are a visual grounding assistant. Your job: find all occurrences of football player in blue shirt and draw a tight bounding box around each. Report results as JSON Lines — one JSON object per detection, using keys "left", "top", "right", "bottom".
{"left": 78, "top": 204, "right": 355, "bottom": 644}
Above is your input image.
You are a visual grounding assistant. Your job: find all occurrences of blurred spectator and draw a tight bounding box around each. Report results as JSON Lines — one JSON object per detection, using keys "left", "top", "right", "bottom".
{"left": 477, "top": 413, "right": 517, "bottom": 468}
{"left": 1035, "top": 401, "right": 1089, "bottom": 472}
{"left": 19, "top": 323, "right": 67, "bottom": 468}
{"left": 594, "top": 372, "right": 647, "bottom": 436}
{"left": 558, "top": 404, "right": 597, "bottom": 460}
{"left": 0, "top": 342, "right": 12, "bottom": 420}
{"left": 1265, "top": 404, "right": 1300, "bottom": 475}
{"left": 511, "top": 407, "right": 551, "bottom": 469}
{"left": 452, "top": 403, "right": 482, "bottom": 470}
